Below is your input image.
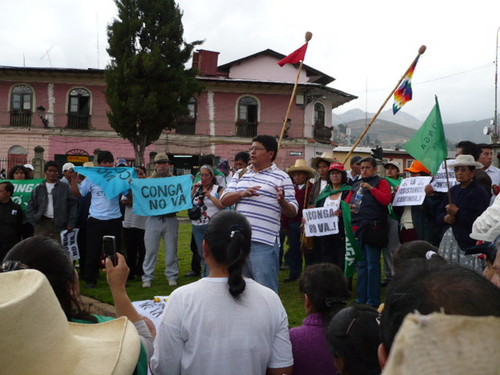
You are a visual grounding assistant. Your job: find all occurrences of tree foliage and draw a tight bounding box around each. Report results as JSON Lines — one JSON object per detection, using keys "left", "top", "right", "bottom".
{"left": 105, "top": 0, "right": 203, "bottom": 164}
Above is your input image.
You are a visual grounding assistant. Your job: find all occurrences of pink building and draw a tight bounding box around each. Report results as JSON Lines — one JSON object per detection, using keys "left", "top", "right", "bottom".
{"left": 0, "top": 49, "right": 356, "bottom": 174}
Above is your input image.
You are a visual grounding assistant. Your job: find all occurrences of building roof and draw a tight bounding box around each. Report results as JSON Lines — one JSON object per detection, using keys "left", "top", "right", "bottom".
{"left": 217, "top": 49, "right": 335, "bottom": 85}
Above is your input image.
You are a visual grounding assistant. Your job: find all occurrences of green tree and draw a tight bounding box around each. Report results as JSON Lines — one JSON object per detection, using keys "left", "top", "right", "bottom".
{"left": 105, "top": 0, "right": 203, "bottom": 165}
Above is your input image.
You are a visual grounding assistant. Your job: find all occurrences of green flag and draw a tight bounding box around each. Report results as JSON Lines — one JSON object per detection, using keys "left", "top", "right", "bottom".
{"left": 341, "top": 200, "right": 361, "bottom": 278}
{"left": 7, "top": 179, "right": 43, "bottom": 211}
{"left": 404, "top": 97, "right": 447, "bottom": 175}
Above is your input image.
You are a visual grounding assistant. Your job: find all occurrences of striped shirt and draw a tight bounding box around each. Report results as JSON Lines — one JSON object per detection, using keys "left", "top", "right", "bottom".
{"left": 223, "top": 163, "right": 298, "bottom": 246}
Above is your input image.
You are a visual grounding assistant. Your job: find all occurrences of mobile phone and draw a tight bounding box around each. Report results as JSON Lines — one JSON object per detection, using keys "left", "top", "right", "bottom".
{"left": 102, "top": 235, "right": 117, "bottom": 266}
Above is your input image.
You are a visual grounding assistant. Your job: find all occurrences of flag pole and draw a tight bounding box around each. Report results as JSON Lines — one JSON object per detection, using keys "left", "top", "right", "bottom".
{"left": 443, "top": 159, "right": 453, "bottom": 204}
{"left": 278, "top": 31, "right": 313, "bottom": 153}
{"left": 342, "top": 45, "right": 427, "bottom": 165}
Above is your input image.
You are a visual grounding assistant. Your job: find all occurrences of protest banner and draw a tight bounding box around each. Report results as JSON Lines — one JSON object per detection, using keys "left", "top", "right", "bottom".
{"left": 392, "top": 176, "right": 432, "bottom": 206}
{"left": 341, "top": 200, "right": 361, "bottom": 278}
{"left": 131, "top": 175, "right": 192, "bottom": 216}
{"left": 302, "top": 207, "right": 339, "bottom": 237}
{"left": 7, "top": 179, "right": 43, "bottom": 211}
{"left": 74, "top": 166, "right": 137, "bottom": 199}
{"left": 60, "top": 229, "right": 80, "bottom": 260}
{"left": 431, "top": 160, "right": 458, "bottom": 192}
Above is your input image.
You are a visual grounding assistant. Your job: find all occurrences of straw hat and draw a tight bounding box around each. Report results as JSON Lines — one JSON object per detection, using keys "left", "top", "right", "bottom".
{"left": 470, "top": 195, "right": 500, "bottom": 242}
{"left": 311, "top": 152, "right": 336, "bottom": 168}
{"left": 383, "top": 312, "right": 500, "bottom": 375}
{"left": 83, "top": 161, "right": 94, "bottom": 167}
{"left": 450, "top": 154, "right": 483, "bottom": 169}
{"left": 287, "top": 159, "right": 315, "bottom": 178}
{"left": 154, "top": 153, "right": 170, "bottom": 163}
{"left": 0, "top": 269, "right": 140, "bottom": 375}
{"left": 384, "top": 160, "right": 402, "bottom": 171}
{"left": 405, "top": 160, "right": 431, "bottom": 174}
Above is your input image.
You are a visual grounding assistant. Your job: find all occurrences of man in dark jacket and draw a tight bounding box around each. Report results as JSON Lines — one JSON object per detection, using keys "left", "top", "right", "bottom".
{"left": 27, "top": 161, "right": 77, "bottom": 241}
{"left": 0, "top": 181, "right": 25, "bottom": 261}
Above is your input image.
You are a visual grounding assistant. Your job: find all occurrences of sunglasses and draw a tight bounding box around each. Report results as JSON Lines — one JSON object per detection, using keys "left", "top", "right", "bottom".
{"left": 0, "top": 261, "right": 29, "bottom": 273}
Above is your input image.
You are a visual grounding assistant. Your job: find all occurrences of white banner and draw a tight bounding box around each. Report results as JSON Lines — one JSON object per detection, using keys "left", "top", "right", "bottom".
{"left": 61, "top": 229, "right": 80, "bottom": 260}
{"left": 132, "top": 297, "right": 169, "bottom": 328}
{"left": 431, "top": 160, "right": 458, "bottom": 192}
{"left": 302, "top": 207, "right": 339, "bottom": 237}
{"left": 393, "top": 176, "right": 433, "bottom": 207}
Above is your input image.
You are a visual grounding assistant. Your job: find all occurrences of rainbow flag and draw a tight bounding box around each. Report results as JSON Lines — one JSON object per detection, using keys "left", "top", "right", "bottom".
{"left": 393, "top": 56, "right": 420, "bottom": 114}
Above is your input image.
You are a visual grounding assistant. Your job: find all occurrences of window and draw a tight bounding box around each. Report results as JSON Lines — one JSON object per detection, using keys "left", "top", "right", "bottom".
{"left": 314, "top": 103, "right": 325, "bottom": 127}
{"left": 67, "top": 88, "right": 91, "bottom": 129}
{"left": 10, "top": 85, "right": 33, "bottom": 126}
{"left": 236, "top": 96, "right": 258, "bottom": 137}
{"left": 176, "top": 97, "right": 197, "bottom": 135}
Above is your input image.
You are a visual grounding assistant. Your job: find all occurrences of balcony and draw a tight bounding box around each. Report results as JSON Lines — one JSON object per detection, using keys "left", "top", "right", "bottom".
{"left": 314, "top": 124, "right": 332, "bottom": 144}
{"left": 67, "top": 114, "right": 91, "bottom": 130}
{"left": 175, "top": 119, "right": 196, "bottom": 135}
{"left": 236, "top": 121, "right": 258, "bottom": 138}
{"left": 9, "top": 111, "right": 32, "bottom": 127}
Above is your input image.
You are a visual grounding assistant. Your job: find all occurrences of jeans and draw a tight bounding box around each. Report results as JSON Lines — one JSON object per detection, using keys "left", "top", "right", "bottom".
{"left": 244, "top": 240, "right": 280, "bottom": 293}
{"left": 284, "top": 221, "right": 302, "bottom": 279}
{"left": 192, "top": 224, "right": 209, "bottom": 276}
{"left": 356, "top": 240, "right": 382, "bottom": 306}
{"left": 124, "top": 227, "right": 146, "bottom": 278}
{"left": 142, "top": 216, "right": 179, "bottom": 282}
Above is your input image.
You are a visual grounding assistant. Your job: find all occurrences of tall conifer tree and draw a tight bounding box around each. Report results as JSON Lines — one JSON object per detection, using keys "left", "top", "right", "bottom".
{"left": 105, "top": 0, "right": 202, "bottom": 165}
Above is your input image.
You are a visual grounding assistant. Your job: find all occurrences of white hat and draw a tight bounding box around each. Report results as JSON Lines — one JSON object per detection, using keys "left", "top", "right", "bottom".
{"left": 23, "top": 163, "right": 34, "bottom": 171}
{"left": 311, "top": 152, "right": 336, "bottom": 168}
{"left": 384, "top": 160, "right": 402, "bottom": 171}
{"left": 0, "top": 269, "right": 140, "bottom": 375}
{"left": 449, "top": 154, "right": 483, "bottom": 169}
{"left": 382, "top": 312, "right": 500, "bottom": 375}
{"left": 470, "top": 195, "right": 500, "bottom": 242}
{"left": 62, "top": 162, "right": 75, "bottom": 172}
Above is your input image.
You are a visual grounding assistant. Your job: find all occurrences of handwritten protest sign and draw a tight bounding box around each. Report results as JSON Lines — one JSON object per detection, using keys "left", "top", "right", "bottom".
{"left": 61, "top": 229, "right": 80, "bottom": 260}
{"left": 132, "top": 297, "right": 169, "bottom": 328}
{"left": 431, "top": 160, "right": 458, "bottom": 192}
{"left": 392, "top": 176, "right": 432, "bottom": 206}
{"left": 74, "top": 167, "right": 137, "bottom": 199}
{"left": 131, "top": 175, "right": 192, "bottom": 216}
{"left": 7, "top": 179, "right": 43, "bottom": 211}
{"left": 302, "top": 207, "right": 339, "bottom": 237}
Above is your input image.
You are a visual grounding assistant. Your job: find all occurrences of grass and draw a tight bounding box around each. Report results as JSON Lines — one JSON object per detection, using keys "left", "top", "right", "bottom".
{"left": 80, "top": 219, "right": 308, "bottom": 327}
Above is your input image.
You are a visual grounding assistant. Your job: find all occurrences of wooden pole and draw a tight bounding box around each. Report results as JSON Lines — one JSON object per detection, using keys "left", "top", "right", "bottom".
{"left": 342, "top": 45, "right": 427, "bottom": 165}
{"left": 443, "top": 159, "right": 453, "bottom": 204}
{"left": 278, "top": 59, "right": 305, "bottom": 152}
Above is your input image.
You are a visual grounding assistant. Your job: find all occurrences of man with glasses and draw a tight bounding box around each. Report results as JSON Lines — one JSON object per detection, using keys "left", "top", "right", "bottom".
{"left": 221, "top": 135, "right": 298, "bottom": 293}
{"left": 0, "top": 181, "right": 26, "bottom": 261}
{"left": 142, "top": 153, "right": 180, "bottom": 288}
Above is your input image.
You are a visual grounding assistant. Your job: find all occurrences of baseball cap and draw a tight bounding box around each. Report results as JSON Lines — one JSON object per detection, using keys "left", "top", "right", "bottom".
{"left": 62, "top": 163, "right": 75, "bottom": 172}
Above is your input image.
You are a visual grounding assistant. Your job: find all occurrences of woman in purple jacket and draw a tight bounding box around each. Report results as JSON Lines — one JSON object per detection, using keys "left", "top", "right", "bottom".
{"left": 289, "top": 263, "right": 350, "bottom": 375}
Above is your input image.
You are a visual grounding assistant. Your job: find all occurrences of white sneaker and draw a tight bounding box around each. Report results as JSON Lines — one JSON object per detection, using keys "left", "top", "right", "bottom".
{"left": 142, "top": 281, "right": 151, "bottom": 288}
{"left": 168, "top": 279, "right": 177, "bottom": 286}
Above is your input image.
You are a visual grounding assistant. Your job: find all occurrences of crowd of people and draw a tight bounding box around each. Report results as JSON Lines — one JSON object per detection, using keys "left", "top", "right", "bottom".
{"left": 1, "top": 137, "right": 500, "bottom": 374}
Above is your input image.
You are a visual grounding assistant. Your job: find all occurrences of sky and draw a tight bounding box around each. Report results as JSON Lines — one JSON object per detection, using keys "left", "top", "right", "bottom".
{"left": 2, "top": 0, "right": 499, "bottom": 124}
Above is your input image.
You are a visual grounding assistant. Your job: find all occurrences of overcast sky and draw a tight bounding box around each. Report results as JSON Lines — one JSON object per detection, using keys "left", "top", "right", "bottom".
{"left": 2, "top": 0, "right": 499, "bottom": 124}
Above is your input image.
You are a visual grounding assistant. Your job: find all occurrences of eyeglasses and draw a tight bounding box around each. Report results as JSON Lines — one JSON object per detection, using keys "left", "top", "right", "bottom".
{"left": 249, "top": 147, "right": 266, "bottom": 152}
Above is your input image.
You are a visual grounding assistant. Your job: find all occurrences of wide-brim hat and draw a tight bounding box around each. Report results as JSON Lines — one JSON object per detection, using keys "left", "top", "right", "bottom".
{"left": 383, "top": 312, "right": 500, "bottom": 375}
{"left": 82, "top": 161, "right": 94, "bottom": 167}
{"left": 449, "top": 154, "right": 483, "bottom": 169}
{"left": 311, "top": 152, "right": 336, "bottom": 168}
{"left": 405, "top": 160, "right": 431, "bottom": 174}
{"left": 470, "top": 195, "right": 500, "bottom": 242}
{"left": 287, "top": 159, "right": 315, "bottom": 178}
{"left": 154, "top": 153, "right": 170, "bottom": 163}
{"left": 0, "top": 269, "right": 140, "bottom": 375}
{"left": 384, "top": 160, "right": 402, "bottom": 171}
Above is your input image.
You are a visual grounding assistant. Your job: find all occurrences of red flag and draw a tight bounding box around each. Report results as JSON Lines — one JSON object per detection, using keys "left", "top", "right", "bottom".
{"left": 277, "top": 43, "right": 308, "bottom": 67}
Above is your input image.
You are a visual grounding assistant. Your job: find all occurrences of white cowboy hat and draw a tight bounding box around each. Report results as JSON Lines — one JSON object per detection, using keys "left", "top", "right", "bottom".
{"left": 311, "top": 152, "right": 336, "bottom": 168}
{"left": 449, "top": 154, "right": 483, "bottom": 169}
{"left": 287, "top": 159, "right": 315, "bottom": 178}
{"left": 382, "top": 312, "right": 500, "bottom": 375}
{"left": 383, "top": 160, "right": 402, "bottom": 171}
{"left": 0, "top": 269, "right": 140, "bottom": 375}
{"left": 470, "top": 195, "right": 500, "bottom": 242}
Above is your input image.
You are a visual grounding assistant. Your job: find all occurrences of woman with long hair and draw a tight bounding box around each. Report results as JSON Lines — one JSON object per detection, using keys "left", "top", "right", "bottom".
{"left": 151, "top": 210, "right": 293, "bottom": 375}
{"left": 190, "top": 165, "right": 225, "bottom": 276}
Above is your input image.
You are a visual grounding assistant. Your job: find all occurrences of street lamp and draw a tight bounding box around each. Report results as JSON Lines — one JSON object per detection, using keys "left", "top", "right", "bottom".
{"left": 36, "top": 105, "right": 49, "bottom": 128}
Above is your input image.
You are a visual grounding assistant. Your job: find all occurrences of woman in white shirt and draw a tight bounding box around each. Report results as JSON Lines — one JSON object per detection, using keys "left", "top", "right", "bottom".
{"left": 191, "top": 165, "right": 225, "bottom": 276}
{"left": 150, "top": 210, "right": 294, "bottom": 375}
